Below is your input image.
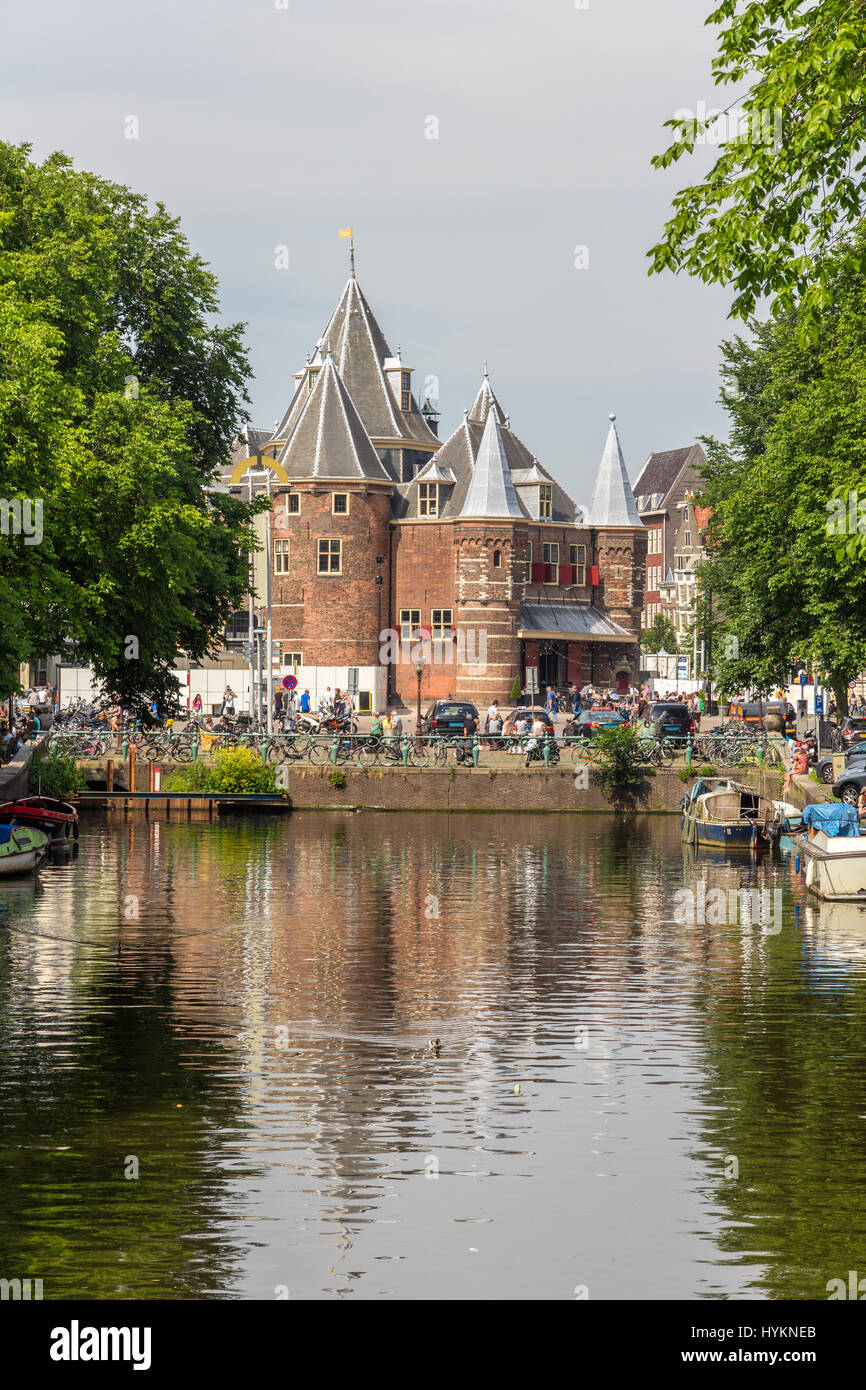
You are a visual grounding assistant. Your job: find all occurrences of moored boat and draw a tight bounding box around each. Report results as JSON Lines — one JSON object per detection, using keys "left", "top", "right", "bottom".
{"left": 0, "top": 824, "right": 51, "bottom": 876}
{"left": 798, "top": 803, "right": 866, "bottom": 902}
{"left": 0, "top": 795, "right": 78, "bottom": 841}
{"left": 680, "top": 776, "right": 778, "bottom": 851}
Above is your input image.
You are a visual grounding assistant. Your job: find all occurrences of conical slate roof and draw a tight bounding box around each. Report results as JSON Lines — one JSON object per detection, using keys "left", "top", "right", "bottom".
{"left": 468, "top": 369, "right": 505, "bottom": 425}
{"left": 272, "top": 276, "right": 439, "bottom": 450}
{"left": 276, "top": 353, "right": 391, "bottom": 481}
{"left": 459, "top": 407, "right": 525, "bottom": 519}
{"left": 587, "top": 415, "right": 643, "bottom": 527}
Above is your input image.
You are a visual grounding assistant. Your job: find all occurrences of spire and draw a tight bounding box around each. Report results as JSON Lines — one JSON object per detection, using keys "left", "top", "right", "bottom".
{"left": 459, "top": 407, "right": 524, "bottom": 519}
{"left": 468, "top": 369, "right": 505, "bottom": 425}
{"left": 587, "top": 414, "right": 643, "bottom": 528}
{"left": 339, "top": 226, "right": 355, "bottom": 278}
{"left": 276, "top": 353, "right": 391, "bottom": 481}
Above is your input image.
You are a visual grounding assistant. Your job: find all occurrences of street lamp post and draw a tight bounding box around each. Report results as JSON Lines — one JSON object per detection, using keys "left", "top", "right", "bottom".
{"left": 414, "top": 657, "right": 425, "bottom": 741}
{"left": 375, "top": 554, "right": 384, "bottom": 707}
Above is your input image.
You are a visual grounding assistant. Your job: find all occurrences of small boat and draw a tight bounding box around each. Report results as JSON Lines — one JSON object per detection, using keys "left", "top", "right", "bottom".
{"left": 680, "top": 776, "right": 778, "bottom": 851}
{"left": 0, "top": 824, "right": 51, "bottom": 876}
{"left": 797, "top": 803, "right": 866, "bottom": 901}
{"left": 0, "top": 795, "right": 78, "bottom": 841}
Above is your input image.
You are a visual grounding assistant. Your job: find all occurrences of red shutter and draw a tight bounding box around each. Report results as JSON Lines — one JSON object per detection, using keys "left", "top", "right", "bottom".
{"left": 531, "top": 562, "right": 546, "bottom": 582}
{"left": 560, "top": 564, "right": 576, "bottom": 585}
{"left": 543, "top": 563, "right": 556, "bottom": 583}
{"left": 589, "top": 565, "right": 600, "bottom": 586}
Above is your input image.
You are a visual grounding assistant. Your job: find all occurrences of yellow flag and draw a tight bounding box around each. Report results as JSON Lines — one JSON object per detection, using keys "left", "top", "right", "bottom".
{"left": 339, "top": 227, "right": 353, "bottom": 239}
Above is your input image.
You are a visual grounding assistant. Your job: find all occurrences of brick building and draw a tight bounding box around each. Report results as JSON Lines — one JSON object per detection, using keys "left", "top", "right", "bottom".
{"left": 632, "top": 444, "right": 707, "bottom": 632}
{"left": 228, "top": 256, "right": 647, "bottom": 711}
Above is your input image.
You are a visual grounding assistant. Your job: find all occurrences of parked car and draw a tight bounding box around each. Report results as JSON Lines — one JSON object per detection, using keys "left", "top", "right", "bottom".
{"left": 422, "top": 700, "right": 479, "bottom": 736}
{"left": 503, "top": 707, "right": 555, "bottom": 736}
{"left": 816, "top": 745, "right": 866, "bottom": 785}
{"left": 832, "top": 767, "right": 866, "bottom": 807}
{"left": 569, "top": 709, "right": 627, "bottom": 741}
{"left": 644, "top": 702, "right": 695, "bottom": 744}
{"left": 838, "top": 715, "right": 866, "bottom": 748}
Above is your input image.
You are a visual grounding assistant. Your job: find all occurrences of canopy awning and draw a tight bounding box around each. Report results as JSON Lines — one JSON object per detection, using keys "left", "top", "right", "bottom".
{"left": 518, "top": 604, "right": 636, "bottom": 643}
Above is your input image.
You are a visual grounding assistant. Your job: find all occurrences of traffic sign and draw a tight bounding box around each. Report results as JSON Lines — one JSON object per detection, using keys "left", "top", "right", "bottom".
{"left": 815, "top": 693, "right": 824, "bottom": 715}
{"left": 525, "top": 665, "right": 539, "bottom": 695}
{"left": 283, "top": 674, "right": 298, "bottom": 691}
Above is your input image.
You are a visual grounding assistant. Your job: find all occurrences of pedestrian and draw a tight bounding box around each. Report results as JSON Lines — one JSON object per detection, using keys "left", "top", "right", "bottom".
{"left": 273, "top": 686, "right": 285, "bottom": 719}
{"left": 487, "top": 701, "right": 503, "bottom": 747}
{"left": 192, "top": 692, "right": 203, "bottom": 716}
{"left": 222, "top": 686, "right": 235, "bottom": 717}
{"left": 300, "top": 688, "right": 311, "bottom": 714}
{"left": 391, "top": 711, "right": 403, "bottom": 743}
{"left": 457, "top": 707, "right": 477, "bottom": 763}
{"left": 544, "top": 686, "right": 559, "bottom": 724}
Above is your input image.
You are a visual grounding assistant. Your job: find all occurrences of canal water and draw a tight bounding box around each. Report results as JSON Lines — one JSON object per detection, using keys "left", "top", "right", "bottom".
{"left": 1, "top": 811, "right": 865, "bottom": 1301}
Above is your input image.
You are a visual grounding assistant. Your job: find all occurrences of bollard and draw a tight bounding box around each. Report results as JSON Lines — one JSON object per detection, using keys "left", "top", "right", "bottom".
{"left": 331, "top": 736, "right": 339, "bottom": 765}
{"left": 402, "top": 736, "right": 410, "bottom": 766}
{"left": 121, "top": 736, "right": 128, "bottom": 762}
{"left": 685, "top": 734, "right": 692, "bottom": 768}
{"left": 543, "top": 738, "right": 550, "bottom": 766}
{"left": 472, "top": 736, "right": 480, "bottom": 768}
{"left": 192, "top": 735, "right": 199, "bottom": 763}
{"left": 260, "top": 736, "right": 267, "bottom": 764}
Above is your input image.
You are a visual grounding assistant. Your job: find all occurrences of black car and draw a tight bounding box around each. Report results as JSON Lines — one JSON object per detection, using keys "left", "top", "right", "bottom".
{"left": 816, "top": 745, "right": 866, "bottom": 785}
{"left": 832, "top": 767, "right": 866, "bottom": 807}
{"left": 504, "top": 706, "right": 555, "bottom": 736}
{"left": 423, "top": 700, "right": 479, "bottom": 735}
{"left": 644, "top": 702, "right": 695, "bottom": 744}
{"left": 570, "top": 709, "right": 627, "bottom": 741}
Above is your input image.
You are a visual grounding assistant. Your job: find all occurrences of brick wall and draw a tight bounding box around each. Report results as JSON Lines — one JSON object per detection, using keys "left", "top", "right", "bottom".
{"left": 269, "top": 484, "right": 392, "bottom": 666}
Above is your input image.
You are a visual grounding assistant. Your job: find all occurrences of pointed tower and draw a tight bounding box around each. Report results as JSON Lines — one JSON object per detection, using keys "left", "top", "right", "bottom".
{"left": 587, "top": 414, "right": 646, "bottom": 650}
{"left": 453, "top": 409, "right": 529, "bottom": 705}
{"left": 268, "top": 263, "right": 439, "bottom": 481}
{"left": 268, "top": 353, "right": 394, "bottom": 699}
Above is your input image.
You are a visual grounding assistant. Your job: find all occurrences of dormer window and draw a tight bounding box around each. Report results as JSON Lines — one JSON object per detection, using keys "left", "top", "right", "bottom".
{"left": 401, "top": 371, "right": 411, "bottom": 412}
{"left": 419, "top": 482, "right": 439, "bottom": 517}
{"left": 539, "top": 485, "right": 552, "bottom": 519}
{"left": 307, "top": 367, "right": 320, "bottom": 394}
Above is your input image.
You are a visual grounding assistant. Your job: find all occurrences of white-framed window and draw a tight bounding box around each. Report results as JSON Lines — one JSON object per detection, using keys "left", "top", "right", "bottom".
{"left": 317, "top": 538, "right": 342, "bottom": 574}
{"left": 401, "top": 370, "right": 411, "bottom": 412}
{"left": 400, "top": 608, "right": 421, "bottom": 640}
{"left": 287, "top": 493, "right": 300, "bottom": 515}
{"left": 570, "top": 543, "right": 586, "bottom": 586}
{"left": 284, "top": 651, "right": 302, "bottom": 668}
{"left": 539, "top": 485, "right": 552, "bottom": 519}
{"left": 274, "top": 538, "right": 290, "bottom": 574}
{"left": 418, "top": 482, "right": 439, "bottom": 517}
{"left": 684, "top": 530, "right": 691, "bottom": 547}
{"left": 333, "top": 493, "right": 349, "bottom": 515}
{"left": 431, "top": 608, "right": 452, "bottom": 642}
{"left": 542, "top": 541, "right": 559, "bottom": 583}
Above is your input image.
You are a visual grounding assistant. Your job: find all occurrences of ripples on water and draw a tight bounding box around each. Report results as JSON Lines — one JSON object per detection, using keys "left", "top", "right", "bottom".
{"left": 1, "top": 811, "right": 865, "bottom": 1300}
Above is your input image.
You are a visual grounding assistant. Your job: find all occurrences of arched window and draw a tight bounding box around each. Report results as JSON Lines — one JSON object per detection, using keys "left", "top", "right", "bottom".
{"left": 493, "top": 549, "right": 501, "bottom": 568}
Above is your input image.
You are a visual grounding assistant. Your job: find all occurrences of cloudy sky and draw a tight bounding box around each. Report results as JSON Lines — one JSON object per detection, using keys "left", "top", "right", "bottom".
{"left": 3, "top": 0, "right": 736, "bottom": 504}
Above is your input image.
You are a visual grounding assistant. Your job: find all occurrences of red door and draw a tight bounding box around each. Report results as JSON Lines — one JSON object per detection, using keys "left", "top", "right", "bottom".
{"left": 616, "top": 670, "right": 629, "bottom": 694}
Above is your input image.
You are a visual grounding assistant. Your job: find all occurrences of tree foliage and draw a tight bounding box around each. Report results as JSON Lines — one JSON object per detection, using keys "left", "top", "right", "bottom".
{"left": 649, "top": 1, "right": 866, "bottom": 329}
{"left": 641, "top": 614, "right": 679, "bottom": 653}
{"left": 698, "top": 237, "right": 866, "bottom": 712}
{"left": 0, "top": 142, "right": 261, "bottom": 710}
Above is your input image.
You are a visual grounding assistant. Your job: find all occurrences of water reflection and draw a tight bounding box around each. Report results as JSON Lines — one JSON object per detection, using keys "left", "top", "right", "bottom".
{"left": 0, "top": 812, "right": 865, "bottom": 1299}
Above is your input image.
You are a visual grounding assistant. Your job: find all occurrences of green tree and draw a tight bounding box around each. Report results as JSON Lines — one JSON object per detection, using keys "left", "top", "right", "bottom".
{"left": 698, "top": 240, "right": 866, "bottom": 713}
{"left": 649, "top": 1, "right": 866, "bottom": 330}
{"left": 641, "top": 614, "right": 678, "bottom": 653}
{"left": 0, "top": 142, "right": 262, "bottom": 710}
